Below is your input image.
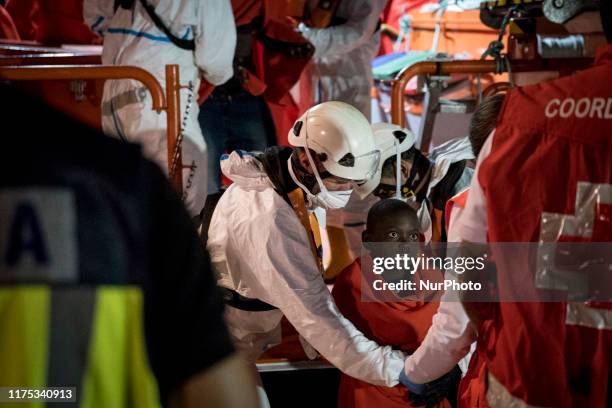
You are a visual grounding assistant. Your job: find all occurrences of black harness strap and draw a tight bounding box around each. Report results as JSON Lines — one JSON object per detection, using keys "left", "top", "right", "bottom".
{"left": 115, "top": 0, "right": 195, "bottom": 51}
{"left": 219, "top": 287, "right": 278, "bottom": 312}
{"left": 139, "top": 0, "right": 195, "bottom": 50}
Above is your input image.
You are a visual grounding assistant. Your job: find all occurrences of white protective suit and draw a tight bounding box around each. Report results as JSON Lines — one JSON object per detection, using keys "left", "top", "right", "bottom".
{"left": 84, "top": 0, "right": 236, "bottom": 215}
{"left": 296, "top": 0, "right": 387, "bottom": 120}
{"left": 207, "top": 151, "right": 405, "bottom": 387}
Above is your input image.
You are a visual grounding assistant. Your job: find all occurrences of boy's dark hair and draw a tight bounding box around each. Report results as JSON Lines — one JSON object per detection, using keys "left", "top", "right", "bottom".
{"left": 367, "top": 198, "right": 418, "bottom": 228}
{"left": 469, "top": 94, "right": 505, "bottom": 157}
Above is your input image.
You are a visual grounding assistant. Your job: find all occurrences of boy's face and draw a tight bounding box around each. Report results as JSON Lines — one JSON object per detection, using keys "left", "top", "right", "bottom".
{"left": 363, "top": 209, "right": 422, "bottom": 294}
{"left": 363, "top": 211, "right": 421, "bottom": 244}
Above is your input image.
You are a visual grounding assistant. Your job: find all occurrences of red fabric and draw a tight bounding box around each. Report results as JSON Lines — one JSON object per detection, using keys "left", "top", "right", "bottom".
{"left": 457, "top": 318, "right": 496, "bottom": 408}
{"left": 444, "top": 188, "right": 469, "bottom": 232}
{"left": 0, "top": 6, "right": 19, "bottom": 40}
{"left": 232, "top": 0, "right": 262, "bottom": 25}
{"left": 267, "top": 99, "right": 299, "bottom": 146}
{"left": 473, "top": 44, "right": 612, "bottom": 407}
{"left": 380, "top": 0, "right": 430, "bottom": 55}
{"left": 252, "top": 20, "right": 311, "bottom": 105}
{"left": 6, "top": 0, "right": 99, "bottom": 44}
{"left": 199, "top": 0, "right": 309, "bottom": 145}
{"left": 5, "top": 0, "right": 38, "bottom": 41}
{"left": 202, "top": 0, "right": 310, "bottom": 104}
{"left": 457, "top": 347, "right": 489, "bottom": 408}
{"left": 332, "top": 259, "right": 450, "bottom": 408}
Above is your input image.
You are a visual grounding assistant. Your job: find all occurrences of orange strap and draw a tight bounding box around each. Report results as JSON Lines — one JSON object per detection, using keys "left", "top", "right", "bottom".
{"left": 286, "top": 188, "right": 323, "bottom": 273}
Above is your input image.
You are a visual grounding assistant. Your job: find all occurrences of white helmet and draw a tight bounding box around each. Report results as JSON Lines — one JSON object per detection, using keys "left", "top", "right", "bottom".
{"left": 358, "top": 122, "right": 416, "bottom": 197}
{"left": 288, "top": 101, "right": 381, "bottom": 198}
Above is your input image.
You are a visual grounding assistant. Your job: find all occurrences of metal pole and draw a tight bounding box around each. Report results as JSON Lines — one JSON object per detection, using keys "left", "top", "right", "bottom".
{"left": 165, "top": 64, "right": 183, "bottom": 193}
{"left": 417, "top": 78, "right": 443, "bottom": 154}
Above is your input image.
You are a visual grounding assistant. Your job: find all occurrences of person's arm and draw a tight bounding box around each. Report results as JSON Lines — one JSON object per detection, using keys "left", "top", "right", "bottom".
{"left": 297, "top": 0, "right": 384, "bottom": 59}
{"left": 404, "top": 299, "right": 475, "bottom": 384}
{"left": 402, "top": 133, "right": 495, "bottom": 386}
{"left": 82, "top": 0, "right": 114, "bottom": 37}
{"left": 194, "top": 0, "right": 236, "bottom": 86}
{"left": 260, "top": 205, "right": 405, "bottom": 387}
{"left": 146, "top": 164, "right": 258, "bottom": 407}
{"left": 456, "top": 133, "right": 494, "bottom": 329}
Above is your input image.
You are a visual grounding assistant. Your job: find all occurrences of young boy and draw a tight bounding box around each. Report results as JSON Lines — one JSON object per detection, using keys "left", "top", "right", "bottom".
{"left": 332, "top": 199, "right": 458, "bottom": 408}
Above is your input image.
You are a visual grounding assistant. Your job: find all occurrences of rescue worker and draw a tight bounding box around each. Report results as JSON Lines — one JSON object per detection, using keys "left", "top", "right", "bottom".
{"left": 332, "top": 198, "right": 460, "bottom": 408}
{"left": 0, "top": 84, "right": 259, "bottom": 408}
{"left": 83, "top": 0, "right": 236, "bottom": 216}
{"left": 206, "top": 101, "right": 406, "bottom": 405}
{"left": 398, "top": 94, "right": 505, "bottom": 404}
{"left": 458, "top": 2, "right": 612, "bottom": 406}
{"left": 291, "top": 0, "right": 388, "bottom": 120}
{"left": 199, "top": 0, "right": 314, "bottom": 197}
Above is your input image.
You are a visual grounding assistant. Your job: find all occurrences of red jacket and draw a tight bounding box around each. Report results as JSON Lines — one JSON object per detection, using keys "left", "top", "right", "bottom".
{"left": 473, "top": 45, "right": 612, "bottom": 407}
{"left": 332, "top": 258, "right": 450, "bottom": 408}
{"left": 444, "top": 188, "right": 491, "bottom": 407}
{"left": 445, "top": 188, "right": 469, "bottom": 232}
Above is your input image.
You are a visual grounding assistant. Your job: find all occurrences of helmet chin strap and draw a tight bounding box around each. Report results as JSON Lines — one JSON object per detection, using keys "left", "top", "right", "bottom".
{"left": 290, "top": 152, "right": 317, "bottom": 191}
{"left": 395, "top": 138, "right": 402, "bottom": 200}
{"left": 303, "top": 142, "right": 330, "bottom": 196}
{"left": 288, "top": 155, "right": 318, "bottom": 207}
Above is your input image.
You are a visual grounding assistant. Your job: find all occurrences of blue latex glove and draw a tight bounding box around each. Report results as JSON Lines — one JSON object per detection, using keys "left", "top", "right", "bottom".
{"left": 399, "top": 368, "right": 426, "bottom": 394}
{"left": 400, "top": 366, "right": 462, "bottom": 408}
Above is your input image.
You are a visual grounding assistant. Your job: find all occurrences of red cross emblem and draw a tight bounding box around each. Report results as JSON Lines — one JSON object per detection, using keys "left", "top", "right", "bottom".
{"left": 536, "top": 182, "right": 612, "bottom": 302}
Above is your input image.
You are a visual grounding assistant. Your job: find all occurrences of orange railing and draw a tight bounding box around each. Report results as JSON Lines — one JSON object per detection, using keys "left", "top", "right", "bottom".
{"left": 0, "top": 63, "right": 184, "bottom": 192}
{"left": 390, "top": 58, "right": 593, "bottom": 130}
{"left": 0, "top": 53, "right": 101, "bottom": 65}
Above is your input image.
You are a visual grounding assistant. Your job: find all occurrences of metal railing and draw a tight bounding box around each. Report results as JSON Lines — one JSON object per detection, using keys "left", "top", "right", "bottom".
{"left": 390, "top": 58, "right": 593, "bottom": 150}
{"left": 0, "top": 63, "right": 184, "bottom": 192}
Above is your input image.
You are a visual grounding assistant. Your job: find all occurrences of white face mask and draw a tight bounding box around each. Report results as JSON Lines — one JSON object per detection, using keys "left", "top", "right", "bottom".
{"left": 314, "top": 189, "right": 353, "bottom": 210}
{"left": 287, "top": 155, "right": 353, "bottom": 210}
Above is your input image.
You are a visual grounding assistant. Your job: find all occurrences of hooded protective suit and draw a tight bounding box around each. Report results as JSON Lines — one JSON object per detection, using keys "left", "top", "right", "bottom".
{"left": 207, "top": 149, "right": 405, "bottom": 387}
{"left": 84, "top": 0, "right": 236, "bottom": 215}
{"left": 296, "top": 0, "right": 387, "bottom": 120}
